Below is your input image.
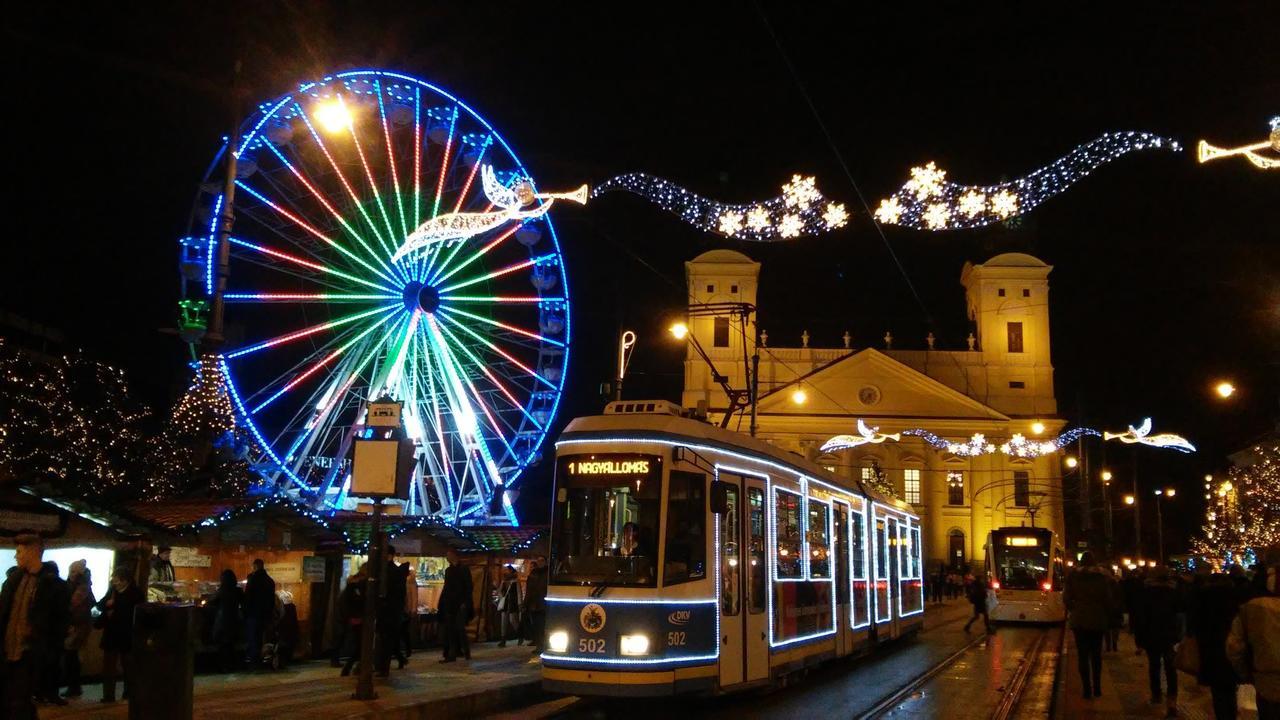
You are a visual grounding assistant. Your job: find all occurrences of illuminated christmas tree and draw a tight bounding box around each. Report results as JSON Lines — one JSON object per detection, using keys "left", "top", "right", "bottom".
{"left": 1191, "top": 440, "right": 1280, "bottom": 565}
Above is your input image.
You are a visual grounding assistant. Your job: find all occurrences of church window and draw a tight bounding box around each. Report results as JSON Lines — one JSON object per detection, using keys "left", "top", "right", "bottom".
{"left": 730, "top": 284, "right": 739, "bottom": 294}
{"left": 1007, "top": 322, "right": 1024, "bottom": 353}
{"left": 713, "top": 317, "right": 730, "bottom": 347}
{"left": 1022, "top": 288, "right": 1030, "bottom": 297}
{"left": 706, "top": 283, "right": 715, "bottom": 293}
{"left": 998, "top": 288, "right": 1006, "bottom": 297}
{"left": 903, "top": 468, "right": 921, "bottom": 505}
{"left": 947, "top": 471, "right": 965, "bottom": 505}
{"left": 1013, "top": 471, "right": 1030, "bottom": 507}
{"left": 1009, "top": 381, "right": 1026, "bottom": 389}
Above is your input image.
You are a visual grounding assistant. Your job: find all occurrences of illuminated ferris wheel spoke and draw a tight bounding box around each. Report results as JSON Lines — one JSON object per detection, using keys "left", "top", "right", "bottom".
{"left": 434, "top": 311, "right": 556, "bottom": 389}
{"left": 341, "top": 96, "right": 403, "bottom": 272}
{"left": 373, "top": 80, "right": 411, "bottom": 240}
{"left": 239, "top": 312, "right": 393, "bottom": 409}
{"left": 419, "top": 107, "right": 460, "bottom": 282}
{"left": 413, "top": 87, "right": 423, "bottom": 235}
{"left": 437, "top": 294, "right": 559, "bottom": 304}
{"left": 429, "top": 223, "right": 518, "bottom": 287}
{"left": 248, "top": 310, "right": 399, "bottom": 414}
{"left": 294, "top": 102, "right": 406, "bottom": 281}
{"left": 234, "top": 180, "right": 401, "bottom": 289}
{"left": 436, "top": 253, "right": 556, "bottom": 294}
{"left": 223, "top": 292, "right": 400, "bottom": 303}
{"left": 430, "top": 320, "right": 544, "bottom": 428}
{"left": 227, "top": 238, "right": 392, "bottom": 293}
{"left": 432, "top": 328, "right": 518, "bottom": 493}
{"left": 436, "top": 305, "right": 563, "bottom": 347}
{"left": 262, "top": 141, "right": 402, "bottom": 283}
{"left": 224, "top": 304, "right": 399, "bottom": 359}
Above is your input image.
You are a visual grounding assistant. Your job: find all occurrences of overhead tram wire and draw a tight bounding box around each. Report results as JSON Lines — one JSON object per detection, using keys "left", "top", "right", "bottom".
{"left": 752, "top": 2, "right": 934, "bottom": 327}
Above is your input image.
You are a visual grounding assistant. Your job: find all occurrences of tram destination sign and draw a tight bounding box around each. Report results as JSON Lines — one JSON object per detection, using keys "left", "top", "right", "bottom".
{"left": 563, "top": 455, "right": 658, "bottom": 477}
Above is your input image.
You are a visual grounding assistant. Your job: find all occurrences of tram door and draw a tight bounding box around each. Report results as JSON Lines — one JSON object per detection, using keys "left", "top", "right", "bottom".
{"left": 886, "top": 517, "right": 901, "bottom": 638}
{"left": 718, "top": 476, "right": 744, "bottom": 688}
{"left": 744, "top": 478, "right": 769, "bottom": 682}
{"left": 833, "top": 503, "right": 852, "bottom": 655}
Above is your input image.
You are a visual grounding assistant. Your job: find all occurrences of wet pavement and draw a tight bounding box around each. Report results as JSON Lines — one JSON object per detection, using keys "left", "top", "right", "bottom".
{"left": 42, "top": 643, "right": 543, "bottom": 720}
{"left": 1057, "top": 629, "right": 1260, "bottom": 720}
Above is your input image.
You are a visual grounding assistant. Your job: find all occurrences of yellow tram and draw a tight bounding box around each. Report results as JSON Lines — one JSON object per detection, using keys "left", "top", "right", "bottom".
{"left": 540, "top": 401, "right": 924, "bottom": 696}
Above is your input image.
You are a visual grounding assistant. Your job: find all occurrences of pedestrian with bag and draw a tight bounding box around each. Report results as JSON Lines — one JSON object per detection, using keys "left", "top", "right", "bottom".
{"left": 495, "top": 565, "right": 520, "bottom": 648}
{"left": 1064, "top": 552, "right": 1116, "bottom": 699}
{"left": 63, "top": 560, "right": 95, "bottom": 699}
{"left": 1227, "top": 559, "right": 1280, "bottom": 720}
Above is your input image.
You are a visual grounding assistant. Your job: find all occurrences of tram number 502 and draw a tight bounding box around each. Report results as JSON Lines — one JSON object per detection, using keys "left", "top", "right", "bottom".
{"left": 666, "top": 631, "right": 687, "bottom": 647}
{"left": 578, "top": 639, "right": 606, "bottom": 653}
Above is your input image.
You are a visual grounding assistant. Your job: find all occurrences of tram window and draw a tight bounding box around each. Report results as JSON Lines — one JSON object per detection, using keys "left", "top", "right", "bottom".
{"left": 851, "top": 510, "right": 869, "bottom": 627}
{"left": 807, "top": 499, "right": 831, "bottom": 579}
{"left": 720, "top": 484, "right": 741, "bottom": 615}
{"left": 992, "top": 532, "right": 1050, "bottom": 590}
{"left": 774, "top": 488, "right": 803, "bottom": 579}
{"left": 664, "top": 471, "right": 707, "bottom": 585}
{"left": 834, "top": 505, "right": 849, "bottom": 605}
{"left": 748, "top": 487, "right": 766, "bottom": 614}
{"left": 549, "top": 455, "right": 661, "bottom": 587}
{"left": 874, "top": 518, "right": 890, "bottom": 621}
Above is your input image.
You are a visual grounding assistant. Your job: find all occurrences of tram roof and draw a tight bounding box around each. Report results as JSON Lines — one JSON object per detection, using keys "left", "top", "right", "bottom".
{"left": 558, "top": 411, "right": 914, "bottom": 515}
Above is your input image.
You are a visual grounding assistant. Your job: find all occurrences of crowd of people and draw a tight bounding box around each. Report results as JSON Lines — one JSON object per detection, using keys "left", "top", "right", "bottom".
{"left": 332, "top": 548, "right": 548, "bottom": 675}
{"left": 1064, "top": 551, "right": 1280, "bottom": 720}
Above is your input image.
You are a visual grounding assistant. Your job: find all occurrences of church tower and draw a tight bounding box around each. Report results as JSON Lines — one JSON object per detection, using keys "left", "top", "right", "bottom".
{"left": 960, "top": 252, "right": 1056, "bottom": 416}
{"left": 681, "top": 249, "right": 760, "bottom": 412}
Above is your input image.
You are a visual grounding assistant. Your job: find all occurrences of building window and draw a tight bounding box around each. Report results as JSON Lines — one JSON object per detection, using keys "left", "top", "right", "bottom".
{"left": 1007, "top": 322, "right": 1024, "bottom": 353}
{"left": 730, "top": 284, "right": 739, "bottom": 294}
{"left": 903, "top": 468, "right": 921, "bottom": 505}
{"left": 1008, "top": 380, "right": 1026, "bottom": 389}
{"left": 860, "top": 466, "right": 876, "bottom": 482}
{"left": 998, "top": 288, "right": 1006, "bottom": 297}
{"left": 947, "top": 471, "right": 965, "bottom": 505}
{"left": 1013, "top": 471, "right": 1030, "bottom": 507}
{"left": 713, "top": 317, "right": 730, "bottom": 347}
{"left": 706, "top": 283, "right": 715, "bottom": 294}
{"left": 1022, "top": 288, "right": 1030, "bottom": 297}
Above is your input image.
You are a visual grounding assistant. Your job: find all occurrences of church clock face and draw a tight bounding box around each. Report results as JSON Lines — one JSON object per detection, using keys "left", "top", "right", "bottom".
{"left": 858, "top": 386, "right": 882, "bottom": 406}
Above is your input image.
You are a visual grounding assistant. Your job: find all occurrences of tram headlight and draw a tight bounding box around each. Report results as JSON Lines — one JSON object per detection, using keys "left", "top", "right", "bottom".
{"left": 548, "top": 631, "right": 569, "bottom": 653}
{"left": 620, "top": 634, "right": 650, "bottom": 656}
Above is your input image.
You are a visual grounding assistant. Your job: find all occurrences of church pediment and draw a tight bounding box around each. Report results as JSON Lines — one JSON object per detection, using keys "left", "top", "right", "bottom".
{"left": 757, "top": 348, "right": 1010, "bottom": 422}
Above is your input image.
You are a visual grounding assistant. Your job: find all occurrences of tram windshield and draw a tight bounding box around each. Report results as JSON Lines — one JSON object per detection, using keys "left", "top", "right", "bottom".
{"left": 992, "top": 531, "right": 1051, "bottom": 590}
{"left": 549, "top": 454, "right": 662, "bottom": 587}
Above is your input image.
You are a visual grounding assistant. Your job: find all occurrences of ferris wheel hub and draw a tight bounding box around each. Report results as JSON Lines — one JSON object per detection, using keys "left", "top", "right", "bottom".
{"left": 401, "top": 281, "right": 441, "bottom": 315}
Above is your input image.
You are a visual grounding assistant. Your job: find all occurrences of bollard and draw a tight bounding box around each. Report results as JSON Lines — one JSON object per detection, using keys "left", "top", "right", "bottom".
{"left": 130, "top": 603, "right": 196, "bottom": 720}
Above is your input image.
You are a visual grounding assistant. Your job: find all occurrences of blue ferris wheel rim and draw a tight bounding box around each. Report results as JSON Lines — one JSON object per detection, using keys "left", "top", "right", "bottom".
{"left": 206, "top": 67, "right": 572, "bottom": 507}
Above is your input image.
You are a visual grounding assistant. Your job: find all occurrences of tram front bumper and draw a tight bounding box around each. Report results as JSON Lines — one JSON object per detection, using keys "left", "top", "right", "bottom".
{"left": 542, "top": 665, "right": 716, "bottom": 697}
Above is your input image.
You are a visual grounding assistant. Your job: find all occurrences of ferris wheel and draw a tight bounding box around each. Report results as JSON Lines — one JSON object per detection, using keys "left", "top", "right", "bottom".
{"left": 176, "top": 69, "right": 572, "bottom": 525}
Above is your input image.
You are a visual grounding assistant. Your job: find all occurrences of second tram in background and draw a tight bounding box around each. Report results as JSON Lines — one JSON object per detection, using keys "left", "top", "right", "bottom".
{"left": 984, "top": 526, "right": 1066, "bottom": 623}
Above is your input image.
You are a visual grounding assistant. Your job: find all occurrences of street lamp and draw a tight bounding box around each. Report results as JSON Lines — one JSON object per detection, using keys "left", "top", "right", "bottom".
{"left": 669, "top": 322, "right": 689, "bottom": 340}
{"left": 1124, "top": 494, "right": 1135, "bottom": 505}
{"left": 790, "top": 387, "right": 808, "bottom": 405}
{"left": 1064, "top": 456, "right": 1078, "bottom": 469}
{"left": 1214, "top": 381, "right": 1236, "bottom": 399}
{"left": 614, "top": 330, "right": 636, "bottom": 402}
{"left": 1031, "top": 421, "right": 1046, "bottom": 435}
{"left": 1101, "top": 470, "right": 1113, "bottom": 484}
{"left": 314, "top": 98, "right": 353, "bottom": 134}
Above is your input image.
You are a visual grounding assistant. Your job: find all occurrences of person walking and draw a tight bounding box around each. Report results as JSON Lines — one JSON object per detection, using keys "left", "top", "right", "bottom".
{"left": 1135, "top": 564, "right": 1182, "bottom": 716}
{"left": 97, "top": 566, "right": 143, "bottom": 704}
{"left": 402, "top": 561, "right": 418, "bottom": 659}
{"left": 930, "top": 564, "right": 945, "bottom": 604}
{"left": 962, "top": 573, "right": 993, "bottom": 634}
{"left": 524, "top": 557, "right": 548, "bottom": 652}
{"left": 438, "top": 550, "right": 473, "bottom": 663}
{"left": 63, "top": 560, "right": 95, "bottom": 698}
{"left": 375, "top": 548, "right": 408, "bottom": 675}
{"left": 338, "top": 564, "right": 367, "bottom": 677}
{"left": 495, "top": 565, "right": 520, "bottom": 648}
{"left": 1190, "top": 568, "right": 1245, "bottom": 720}
{"left": 1104, "top": 566, "right": 1124, "bottom": 652}
{"left": 243, "top": 559, "right": 275, "bottom": 667}
{"left": 0, "top": 534, "right": 63, "bottom": 720}
{"left": 1064, "top": 552, "right": 1116, "bottom": 699}
{"left": 209, "top": 569, "right": 244, "bottom": 672}
{"left": 35, "top": 561, "right": 70, "bottom": 706}
{"left": 1227, "top": 560, "right": 1280, "bottom": 720}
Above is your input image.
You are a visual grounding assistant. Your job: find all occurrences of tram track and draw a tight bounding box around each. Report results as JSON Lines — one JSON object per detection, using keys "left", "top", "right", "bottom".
{"left": 853, "top": 630, "right": 988, "bottom": 719}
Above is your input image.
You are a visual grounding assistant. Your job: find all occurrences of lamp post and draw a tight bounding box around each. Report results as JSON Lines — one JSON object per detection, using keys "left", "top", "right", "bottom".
{"left": 1153, "top": 488, "right": 1176, "bottom": 565}
{"left": 669, "top": 317, "right": 755, "bottom": 430}
{"left": 1101, "top": 469, "right": 1114, "bottom": 545}
{"left": 1123, "top": 493, "right": 1138, "bottom": 560}
{"left": 615, "top": 330, "right": 636, "bottom": 401}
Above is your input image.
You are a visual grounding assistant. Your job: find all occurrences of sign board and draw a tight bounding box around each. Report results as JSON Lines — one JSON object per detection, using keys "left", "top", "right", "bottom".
{"left": 219, "top": 519, "right": 267, "bottom": 545}
{"left": 351, "top": 438, "right": 414, "bottom": 499}
{"left": 0, "top": 509, "right": 64, "bottom": 535}
{"left": 169, "top": 547, "right": 212, "bottom": 568}
{"left": 302, "top": 556, "right": 327, "bottom": 583}
{"left": 366, "top": 399, "right": 402, "bottom": 427}
{"left": 265, "top": 561, "right": 300, "bottom": 583}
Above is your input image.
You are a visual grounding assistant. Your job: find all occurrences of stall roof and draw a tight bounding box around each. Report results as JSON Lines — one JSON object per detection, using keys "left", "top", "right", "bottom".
{"left": 16, "top": 485, "right": 179, "bottom": 540}
{"left": 124, "top": 498, "right": 255, "bottom": 531}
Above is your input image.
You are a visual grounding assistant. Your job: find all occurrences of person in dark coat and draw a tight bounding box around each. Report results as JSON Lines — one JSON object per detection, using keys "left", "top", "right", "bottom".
{"left": 1135, "top": 565, "right": 1182, "bottom": 716}
{"left": 63, "top": 560, "right": 95, "bottom": 698}
{"left": 496, "top": 565, "right": 521, "bottom": 648}
{"left": 97, "top": 566, "right": 144, "bottom": 703}
{"left": 35, "top": 561, "right": 70, "bottom": 705}
{"left": 0, "top": 535, "right": 64, "bottom": 720}
{"left": 1105, "top": 567, "right": 1124, "bottom": 652}
{"left": 1189, "top": 569, "right": 1245, "bottom": 720}
{"left": 1064, "top": 552, "right": 1116, "bottom": 699}
{"left": 375, "top": 547, "right": 408, "bottom": 675}
{"left": 962, "top": 573, "right": 992, "bottom": 633}
{"left": 438, "top": 550, "right": 473, "bottom": 662}
{"left": 338, "top": 564, "right": 367, "bottom": 676}
{"left": 524, "top": 557, "right": 548, "bottom": 652}
{"left": 243, "top": 559, "right": 275, "bottom": 666}
{"left": 210, "top": 569, "right": 244, "bottom": 672}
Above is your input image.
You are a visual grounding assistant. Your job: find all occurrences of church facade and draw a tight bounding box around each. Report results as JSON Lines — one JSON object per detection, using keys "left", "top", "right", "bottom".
{"left": 679, "top": 249, "right": 1067, "bottom": 572}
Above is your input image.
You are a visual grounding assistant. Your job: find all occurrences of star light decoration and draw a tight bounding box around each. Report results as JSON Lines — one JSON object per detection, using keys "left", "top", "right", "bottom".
{"left": 874, "top": 131, "right": 1181, "bottom": 231}
{"left": 592, "top": 172, "right": 848, "bottom": 241}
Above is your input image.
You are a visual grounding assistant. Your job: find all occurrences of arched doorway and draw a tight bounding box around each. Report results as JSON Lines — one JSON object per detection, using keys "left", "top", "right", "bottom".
{"left": 948, "top": 529, "right": 966, "bottom": 570}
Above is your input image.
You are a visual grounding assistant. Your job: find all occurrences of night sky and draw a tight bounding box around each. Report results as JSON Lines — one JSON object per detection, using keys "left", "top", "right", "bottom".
{"left": 4, "top": 3, "right": 1278, "bottom": 544}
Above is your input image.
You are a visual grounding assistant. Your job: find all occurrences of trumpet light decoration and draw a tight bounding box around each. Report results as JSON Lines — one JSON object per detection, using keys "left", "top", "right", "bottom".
{"left": 1103, "top": 417, "right": 1196, "bottom": 453}
{"left": 874, "top": 132, "right": 1181, "bottom": 231}
{"left": 1197, "top": 117, "right": 1280, "bottom": 170}
{"left": 819, "top": 419, "right": 901, "bottom": 453}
